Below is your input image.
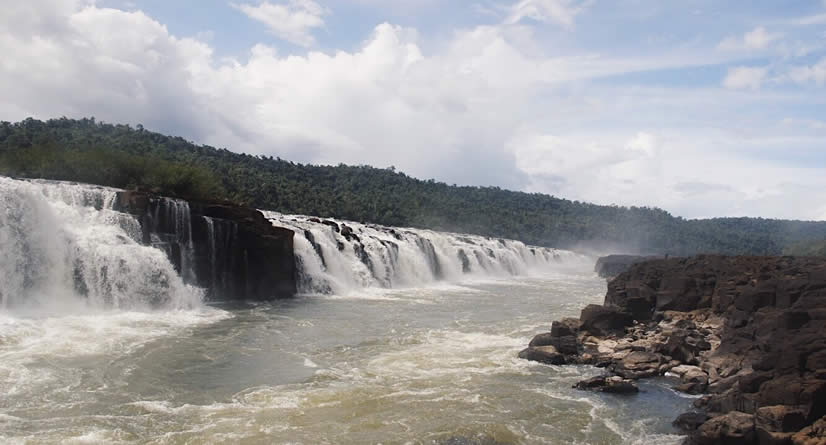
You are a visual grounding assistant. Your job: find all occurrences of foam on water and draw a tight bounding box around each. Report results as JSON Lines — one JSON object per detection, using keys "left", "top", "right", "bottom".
{"left": 265, "top": 211, "right": 592, "bottom": 295}
{"left": 0, "top": 309, "right": 231, "bottom": 399}
{"left": 0, "top": 176, "right": 203, "bottom": 312}
{"left": 0, "top": 176, "right": 686, "bottom": 444}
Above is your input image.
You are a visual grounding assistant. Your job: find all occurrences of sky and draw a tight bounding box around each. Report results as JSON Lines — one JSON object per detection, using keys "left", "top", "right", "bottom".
{"left": 2, "top": 1, "right": 826, "bottom": 220}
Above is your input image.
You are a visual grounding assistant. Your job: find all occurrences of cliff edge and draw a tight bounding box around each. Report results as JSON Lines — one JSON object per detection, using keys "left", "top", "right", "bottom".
{"left": 522, "top": 255, "right": 826, "bottom": 444}
{"left": 115, "top": 191, "right": 296, "bottom": 301}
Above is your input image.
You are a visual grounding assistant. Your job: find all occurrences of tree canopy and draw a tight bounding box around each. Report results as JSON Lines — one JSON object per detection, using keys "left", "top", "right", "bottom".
{"left": 2, "top": 117, "right": 825, "bottom": 256}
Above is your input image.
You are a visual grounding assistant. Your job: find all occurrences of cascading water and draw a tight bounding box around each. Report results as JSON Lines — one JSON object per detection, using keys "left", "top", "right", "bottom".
{"left": 264, "top": 211, "right": 589, "bottom": 295}
{"left": 0, "top": 176, "right": 202, "bottom": 311}
{"left": 145, "top": 197, "right": 198, "bottom": 284}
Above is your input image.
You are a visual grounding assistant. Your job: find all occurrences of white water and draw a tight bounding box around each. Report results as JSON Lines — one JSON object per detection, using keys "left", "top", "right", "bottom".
{"left": 0, "top": 177, "right": 689, "bottom": 444}
{"left": 265, "top": 212, "right": 590, "bottom": 295}
{"left": 0, "top": 176, "right": 202, "bottom": 311}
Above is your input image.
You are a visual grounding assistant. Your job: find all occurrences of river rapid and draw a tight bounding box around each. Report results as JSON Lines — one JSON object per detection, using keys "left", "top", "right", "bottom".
{"left": 0, "top": 176, "right": 691, "bottom": 444}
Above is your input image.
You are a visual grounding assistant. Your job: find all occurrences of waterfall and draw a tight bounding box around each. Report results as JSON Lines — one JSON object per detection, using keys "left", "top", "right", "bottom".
{"left": 144, "top": 197, "right": 197, "bottom": 285}
{"left": 263, "top": 212, "right": 588, "bottom": 294}
{"left": 0, "top": 177, "right": 203, "bottom": 311}
{"left": 200, "top": 216, "right": 238, "bottom": 299}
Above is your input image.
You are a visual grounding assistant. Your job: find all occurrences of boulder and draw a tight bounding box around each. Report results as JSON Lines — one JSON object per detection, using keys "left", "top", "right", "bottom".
{"left": 528, "top": 333, "right": 555, "bottom": 348}
{"left": 551, "top": 318, "right": 580, "bottom": 337}
{"left": 579, "top": 305, "right": 634, "bottom": 336}
{"left": 792, "top": 416, "right": 826, "bottom": 445}
{"left": 518, "top": 346, "right": 566, "bottom": 365}
{"left": 528, "top": 331, "right": 579, "bottom": 355}
{"left": 574, "top": 375, "right": 639, "bottom": 394}
{"left": 695, "top": 412, "right": 756, "bottom": 445}
{"left": 612, "top": 351, "right": 664, "bottom": 379}
{"left": 671, "top": 365, "right": 711, "bottom": 394}
{"left": 674, "top": 412, "right": 710, "bottom": 433}
{"left": 755, "top": 405, "right": 807, "bottom": 445}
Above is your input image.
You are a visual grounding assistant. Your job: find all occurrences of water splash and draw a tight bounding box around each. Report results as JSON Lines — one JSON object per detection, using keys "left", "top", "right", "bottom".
{"left": 0, "top": 177, "right": 203, "bottom": 311}
{"left": 264, "top": 212, "right": 590, "bottom": 294}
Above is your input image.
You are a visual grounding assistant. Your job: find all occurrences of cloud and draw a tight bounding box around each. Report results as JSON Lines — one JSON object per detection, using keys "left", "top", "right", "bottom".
{"left": 504, "top": 0, "right": 589, "bottom": 27}
{"left": 723, "top": 66, "right": 768, "bottom": 90}
{"left": 785, "top": 57, "right": 826, "bottom": 86}
{"left": 1, "top": 1, "right": 826, "bottom": 221}
{"left": 231, "top": 0, "right": 327, "bottom": 47}
{"left": 717, "top": 26, "right": 782, "bottom": 51}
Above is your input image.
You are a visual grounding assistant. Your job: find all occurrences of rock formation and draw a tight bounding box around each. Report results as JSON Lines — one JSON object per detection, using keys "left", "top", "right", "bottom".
{"left": 594, "top": 254, "right": 662, "bottom": 279}
{"left": 521, "top": 255, "right": 826, "bottom": 445}
{"left": 115, "top": 191, "right": 296, "bottom": 301}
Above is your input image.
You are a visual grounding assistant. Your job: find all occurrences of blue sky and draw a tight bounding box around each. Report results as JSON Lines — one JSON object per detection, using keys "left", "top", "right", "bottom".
{"left": 2, "top": 0, "right": 826, "bottom": 220}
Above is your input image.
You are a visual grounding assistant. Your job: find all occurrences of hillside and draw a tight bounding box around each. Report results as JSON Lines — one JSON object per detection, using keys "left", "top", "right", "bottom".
{"left": 1, "top": 117, "right": 825, "bottom": 256}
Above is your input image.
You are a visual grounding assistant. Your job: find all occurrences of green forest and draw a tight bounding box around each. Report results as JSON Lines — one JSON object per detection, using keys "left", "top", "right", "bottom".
{"left": 2, "top": 117, "right": 825, "bottom": 256}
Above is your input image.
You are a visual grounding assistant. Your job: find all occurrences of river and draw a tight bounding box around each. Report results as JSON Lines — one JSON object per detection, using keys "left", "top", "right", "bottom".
{"left": 0, "top": 176, "right": 691, "bottom": 444}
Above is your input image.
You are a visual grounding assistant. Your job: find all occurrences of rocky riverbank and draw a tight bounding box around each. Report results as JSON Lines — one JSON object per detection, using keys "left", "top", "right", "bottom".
{"left": 521, "top": 255, "right": 826, "bottom": 444}
{"left": 593, "top": 254, "right": 662, "bottom": 279}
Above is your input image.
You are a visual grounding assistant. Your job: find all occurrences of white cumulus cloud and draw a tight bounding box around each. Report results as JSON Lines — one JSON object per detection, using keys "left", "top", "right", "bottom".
{"left": 1, "top": 1, "right": 826, "bottom": 220}
{"left": 717, "top": 26, "right": 782, "bottom": 51}
{"left": 232, "top": 0, "right": 327, "bottom": 47}
{"left": 723, "top": 66, "right": 767, "bottom": 90}
{"left": 785, "top": 57, "right": 826, "bottom": 86}
{"left": 504, "top": 0, "right": 589, "bottom": 27}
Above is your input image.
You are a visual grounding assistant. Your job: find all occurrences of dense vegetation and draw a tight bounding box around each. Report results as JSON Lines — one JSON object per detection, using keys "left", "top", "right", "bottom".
{"left": 2, "top": 117, "right": 825, "bottom": 256}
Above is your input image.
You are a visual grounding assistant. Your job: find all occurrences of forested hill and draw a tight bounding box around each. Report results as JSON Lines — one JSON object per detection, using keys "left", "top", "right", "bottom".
{"left": 2, "top": 117, "right": 825, "bottom": 256}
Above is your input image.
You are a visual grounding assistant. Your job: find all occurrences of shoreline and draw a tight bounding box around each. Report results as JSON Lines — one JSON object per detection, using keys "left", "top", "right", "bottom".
{"left": 520, "top": 255, "right": 826, "bottom": 444}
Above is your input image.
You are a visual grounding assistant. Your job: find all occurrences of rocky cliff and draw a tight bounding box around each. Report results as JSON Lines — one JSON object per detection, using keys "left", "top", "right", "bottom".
{"left": 521, "top": 255, "right": 826, "bottom": 445}
{"left": 115, "top": 191, "right": 296, "bottom": 301}
{"left": 593, "top": 254, "right": 662, "bottom": 279}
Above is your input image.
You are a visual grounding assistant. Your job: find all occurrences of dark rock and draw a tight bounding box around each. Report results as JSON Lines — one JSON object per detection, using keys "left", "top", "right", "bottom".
{"left": 739, "top": 372, "right": 773, "bottom": 394}
{"left": 657, "top": 330, "right": 700, "bottom": 364}
{"left": 574, "top": 375, "right": 639, "bottom": 394}
{"left": 340, "top": 224, "right": 358, "bottom": 242}
{"left": 612, "top": 351, "right": 664, "bottom": 379}
{"left": 756, "top": 405, "right": 807, "bottom": 434}
{"left": 457, "top": 249, "right": 471, "bottom": 273}
{"left": 550, "top": 335, "right": 579, "bottom": 355}
{"left": 528, "top": 333, "right": 554, "bottom": 348}
{"left": 321, "top": 220, "right": 340, "bottom": 232}
{"left": 674, "top": 412, "right": 710, "bottom": 432}
{"left": 523, "top": 255, "right": 826, "bottom": 443}
{"left": 694, "top": 412, "right": 756, "bottom": 445}
{"left": 518, "top": 346, "right": 566, "bottom": 365}
{"left": 551, "top": 318, "right": 580, "bottom": 337}
{"left": 791, "top": 415, "right": 826, "bottom": 445}
{"left": 594, "top": 254, "right": 661, "bottom": 279}
{"left": 579, "top": 305, "right": 634, "bottom": 336}
{"left": 115, "top": 191, "right": 296, "bottom": 301}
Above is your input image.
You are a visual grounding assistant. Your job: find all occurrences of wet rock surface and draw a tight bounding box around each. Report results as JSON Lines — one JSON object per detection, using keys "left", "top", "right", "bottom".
{"left": 115, "top": 190, "right": 296, "bottom": 300}
{"left": 574, "top": 375, "right": 639, "bottom": 394}
{"left": 594, "top": 254, "right": 662, "bottom": 279}
{"left": 521, "top": 255, "right": 826, "bottom": 444}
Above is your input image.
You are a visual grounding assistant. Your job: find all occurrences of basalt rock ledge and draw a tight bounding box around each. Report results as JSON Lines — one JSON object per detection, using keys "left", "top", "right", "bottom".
{"left": 521, "top": 255, "right": 826, "bottom": 445}
{"left": 115, "top": 190, "right": 296, "bottom": 301}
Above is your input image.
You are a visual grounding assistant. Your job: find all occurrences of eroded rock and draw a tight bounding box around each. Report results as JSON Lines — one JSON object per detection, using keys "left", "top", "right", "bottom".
{"left": 574, "top": 375, "right": 639, "bottom": 394}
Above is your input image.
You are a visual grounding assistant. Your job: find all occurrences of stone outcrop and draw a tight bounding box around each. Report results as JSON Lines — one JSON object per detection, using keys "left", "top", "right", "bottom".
{"left": 574, "top": 375, "right": 639, "bottom": 394}
{"left": 520, "top": 255, "right": 826, "bottom": 445}
{"left": 115, "top": 191, "right": 296, "bottom": 301}
{"left": 594, "top": 254, "right": 662, "bottom": 279}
